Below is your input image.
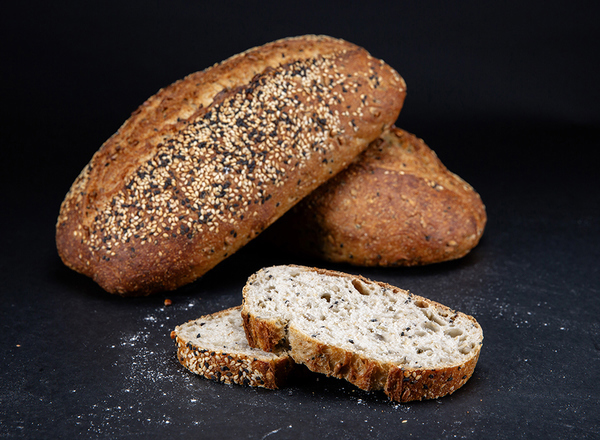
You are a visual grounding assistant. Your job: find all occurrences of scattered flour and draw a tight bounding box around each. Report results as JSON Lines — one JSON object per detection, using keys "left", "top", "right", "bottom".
{"left": 72, "top": 299, "right": 204, "bottom": 435}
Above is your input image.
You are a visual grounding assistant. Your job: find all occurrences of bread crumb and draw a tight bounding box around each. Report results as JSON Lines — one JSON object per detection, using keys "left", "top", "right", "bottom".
{"left": 164, "top": 299, "right": 172, "bottom": 306}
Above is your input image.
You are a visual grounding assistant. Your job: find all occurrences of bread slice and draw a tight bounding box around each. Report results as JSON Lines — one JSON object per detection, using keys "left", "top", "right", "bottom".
{"left": 266, "top": 127, "right": 486, "bottom": 266}
{"left": 171, "top": 306, "right": 294, "bottom": 389}
{"left": 241, "top": 265, "right": 483, "bottom": 402}
{"left": 56, "top": 35, "right": 406, "bottom": 296}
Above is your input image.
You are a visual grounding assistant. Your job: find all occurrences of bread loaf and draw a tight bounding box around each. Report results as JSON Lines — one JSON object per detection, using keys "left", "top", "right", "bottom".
{"left": 171, "top": 306, "right": 294, "bottom": 389}
{"left": 268, "top": 127, "right": 486, "bottom": 266}
{"left": 242, "top": 265, "right": 483, "bottom": 402}
{"left": 56, "top": 35, "right": 406, "bottom": 295}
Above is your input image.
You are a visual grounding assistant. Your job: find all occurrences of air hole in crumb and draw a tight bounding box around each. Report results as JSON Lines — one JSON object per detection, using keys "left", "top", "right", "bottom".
{"left": 415, "top": 330, "right": 426, "bottom": 337}
{"left": 422, "top": 321, "right": 440, "bottom": 332}
{"left": 445, "top": 328, "right": 463, "bottom": 338}
{"left": 321, "top": 292, "right": 331, "bottom": 302}
{"left": 351, "top": 279, "right": 371, "bottom": 296}
{"left": 459, "top": 344, "right": 473, "bottom": 354}
{"left": 423, "top": 310, "right": 446, "bottom": 326}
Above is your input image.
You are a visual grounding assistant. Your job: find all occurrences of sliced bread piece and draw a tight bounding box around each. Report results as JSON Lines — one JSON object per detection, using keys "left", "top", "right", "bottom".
{"left": 171, "top": 306, "right": 294, "bottom": 389}
{"left": 241, "top": 265, "right": 483, "bottom": 402}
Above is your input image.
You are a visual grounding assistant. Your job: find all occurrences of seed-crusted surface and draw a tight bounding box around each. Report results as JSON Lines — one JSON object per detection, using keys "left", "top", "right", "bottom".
{"left": 268, "top": 127, "right": 487, "bottom": 266}
{"left": 56, "top": 35, "right": 406, "bottom": 295}
{"left": 172, "top": 307, "right": 293, "bottom": 389}
{"left": 242, "top": 265, "right": 483, "bottom": 401}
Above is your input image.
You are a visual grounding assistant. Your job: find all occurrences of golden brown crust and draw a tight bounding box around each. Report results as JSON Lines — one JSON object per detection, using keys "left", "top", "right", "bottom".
{"left": 287, "top": 326, "right": 388, "bottom": 391}
{"left": 172, "top": 334, "right": 294, "bottom": 390}
{"left": 270, "top": 127, "right": 486, "bottom": 266}
{"left": 241, "top": 265, "right": 483, "bottom": 402}
{"left": 384, "top": 349, "right": 480, "bottom": 402}
{"left": 242, "top": 313, "right": 288, "bottom": 353}
{"left": 56, "top": 35, "right": 406, "bottom": 295}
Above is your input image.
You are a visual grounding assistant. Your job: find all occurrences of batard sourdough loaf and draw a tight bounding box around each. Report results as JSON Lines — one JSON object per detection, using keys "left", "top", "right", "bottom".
{"left": 242, "top": 265, "right": 483, "bottom": 402}
{"left": 56, "top": 35, "right": 406, "bottom": 295}
{"left": 171, "top": 306, "right": 294, "bottom": 389}
{"left": 266, "top": 127, "right": 486, "bottom": 266}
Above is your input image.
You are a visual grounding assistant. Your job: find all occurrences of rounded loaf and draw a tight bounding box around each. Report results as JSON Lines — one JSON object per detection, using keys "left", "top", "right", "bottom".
{"left": 270, "top": 127, "right": 486, "bottom": 266}
{"left": 56, "top": 35, "right": 406, "bottom": 295}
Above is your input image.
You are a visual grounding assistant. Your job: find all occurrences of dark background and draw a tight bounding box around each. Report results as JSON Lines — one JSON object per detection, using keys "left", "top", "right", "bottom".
{"left": 1, "top": 1, "right": 599, "bottom": 439}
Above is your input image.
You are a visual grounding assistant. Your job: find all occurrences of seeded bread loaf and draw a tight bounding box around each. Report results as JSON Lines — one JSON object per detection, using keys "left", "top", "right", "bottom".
{"left": 56, "top": 35, "right": 406, "bottom": 295}
{"left": 268, "top": 127, "right": 486, "bottom": 266}
{"left": 241, "top": 265, "right": 483, "bottom": 402}
{"left": 171, "top": 306, "right": 294, "bottom": 389}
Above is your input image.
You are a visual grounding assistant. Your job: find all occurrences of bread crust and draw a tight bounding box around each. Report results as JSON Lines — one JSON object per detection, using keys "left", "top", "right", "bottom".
{"left": 171, "top": 307, "right": 294, "bottom": 389}
{"left": 384, "top": 350, "right": 480, "bottom": 402}
{"left": 270, "top": 127, "right": 486, "bottom": 266}
{"left": 241, "top": 265, "right": 482, "bottom": 402}
{"left": 56, "top": 35, "right": 406, "bottom": 295}
{"left": 242, "top": 312, "right": 289, "bottom": 353}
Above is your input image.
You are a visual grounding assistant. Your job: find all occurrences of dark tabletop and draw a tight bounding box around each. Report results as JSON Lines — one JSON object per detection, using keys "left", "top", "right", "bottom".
{"left": 1, "top": 1, "right": 599, "bottom": 439}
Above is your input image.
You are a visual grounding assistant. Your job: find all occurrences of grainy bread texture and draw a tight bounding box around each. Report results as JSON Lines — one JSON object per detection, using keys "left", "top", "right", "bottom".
{"left": 268, "top": 127, "right": 486, "bottom": 266}
{"left": 171, "top": 306, "right": 293, "bottom": 389}
{"left": 56, "top": 35, "right": 406, "bottom": 295}
{"left": 242, "top": 265, "right": 483, "bottom": 402}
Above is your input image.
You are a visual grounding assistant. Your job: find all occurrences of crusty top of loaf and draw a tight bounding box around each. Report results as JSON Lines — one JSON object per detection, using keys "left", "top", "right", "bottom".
{"left": 271, "top": 127, "right": 486, "bottom": 266}
{"left": 56, "top": 35, "right": 406, "bottom": 294}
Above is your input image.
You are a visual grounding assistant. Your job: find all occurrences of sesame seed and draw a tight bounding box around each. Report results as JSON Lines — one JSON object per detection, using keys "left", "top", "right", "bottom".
{"left": 62, "top": 46, "right": 397, "bottom": 273}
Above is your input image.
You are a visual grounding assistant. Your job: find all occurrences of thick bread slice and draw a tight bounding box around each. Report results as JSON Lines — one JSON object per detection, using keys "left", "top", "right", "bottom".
{"left": 171, "top": 306, "right": 294, "bottom": 389}
{"left": 56, "top": 35, "right": 406, "bottom": 295}
{"left": 242, "top": 265, "right": 483, "bottom": 402}
{"left": 268, "top": 127, "right": 486, "bottom": 266}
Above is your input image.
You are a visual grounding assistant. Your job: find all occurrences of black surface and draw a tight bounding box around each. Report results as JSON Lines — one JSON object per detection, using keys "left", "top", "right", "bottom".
{"left": 1, "top": 1, "right": 599, "bottom": 439}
